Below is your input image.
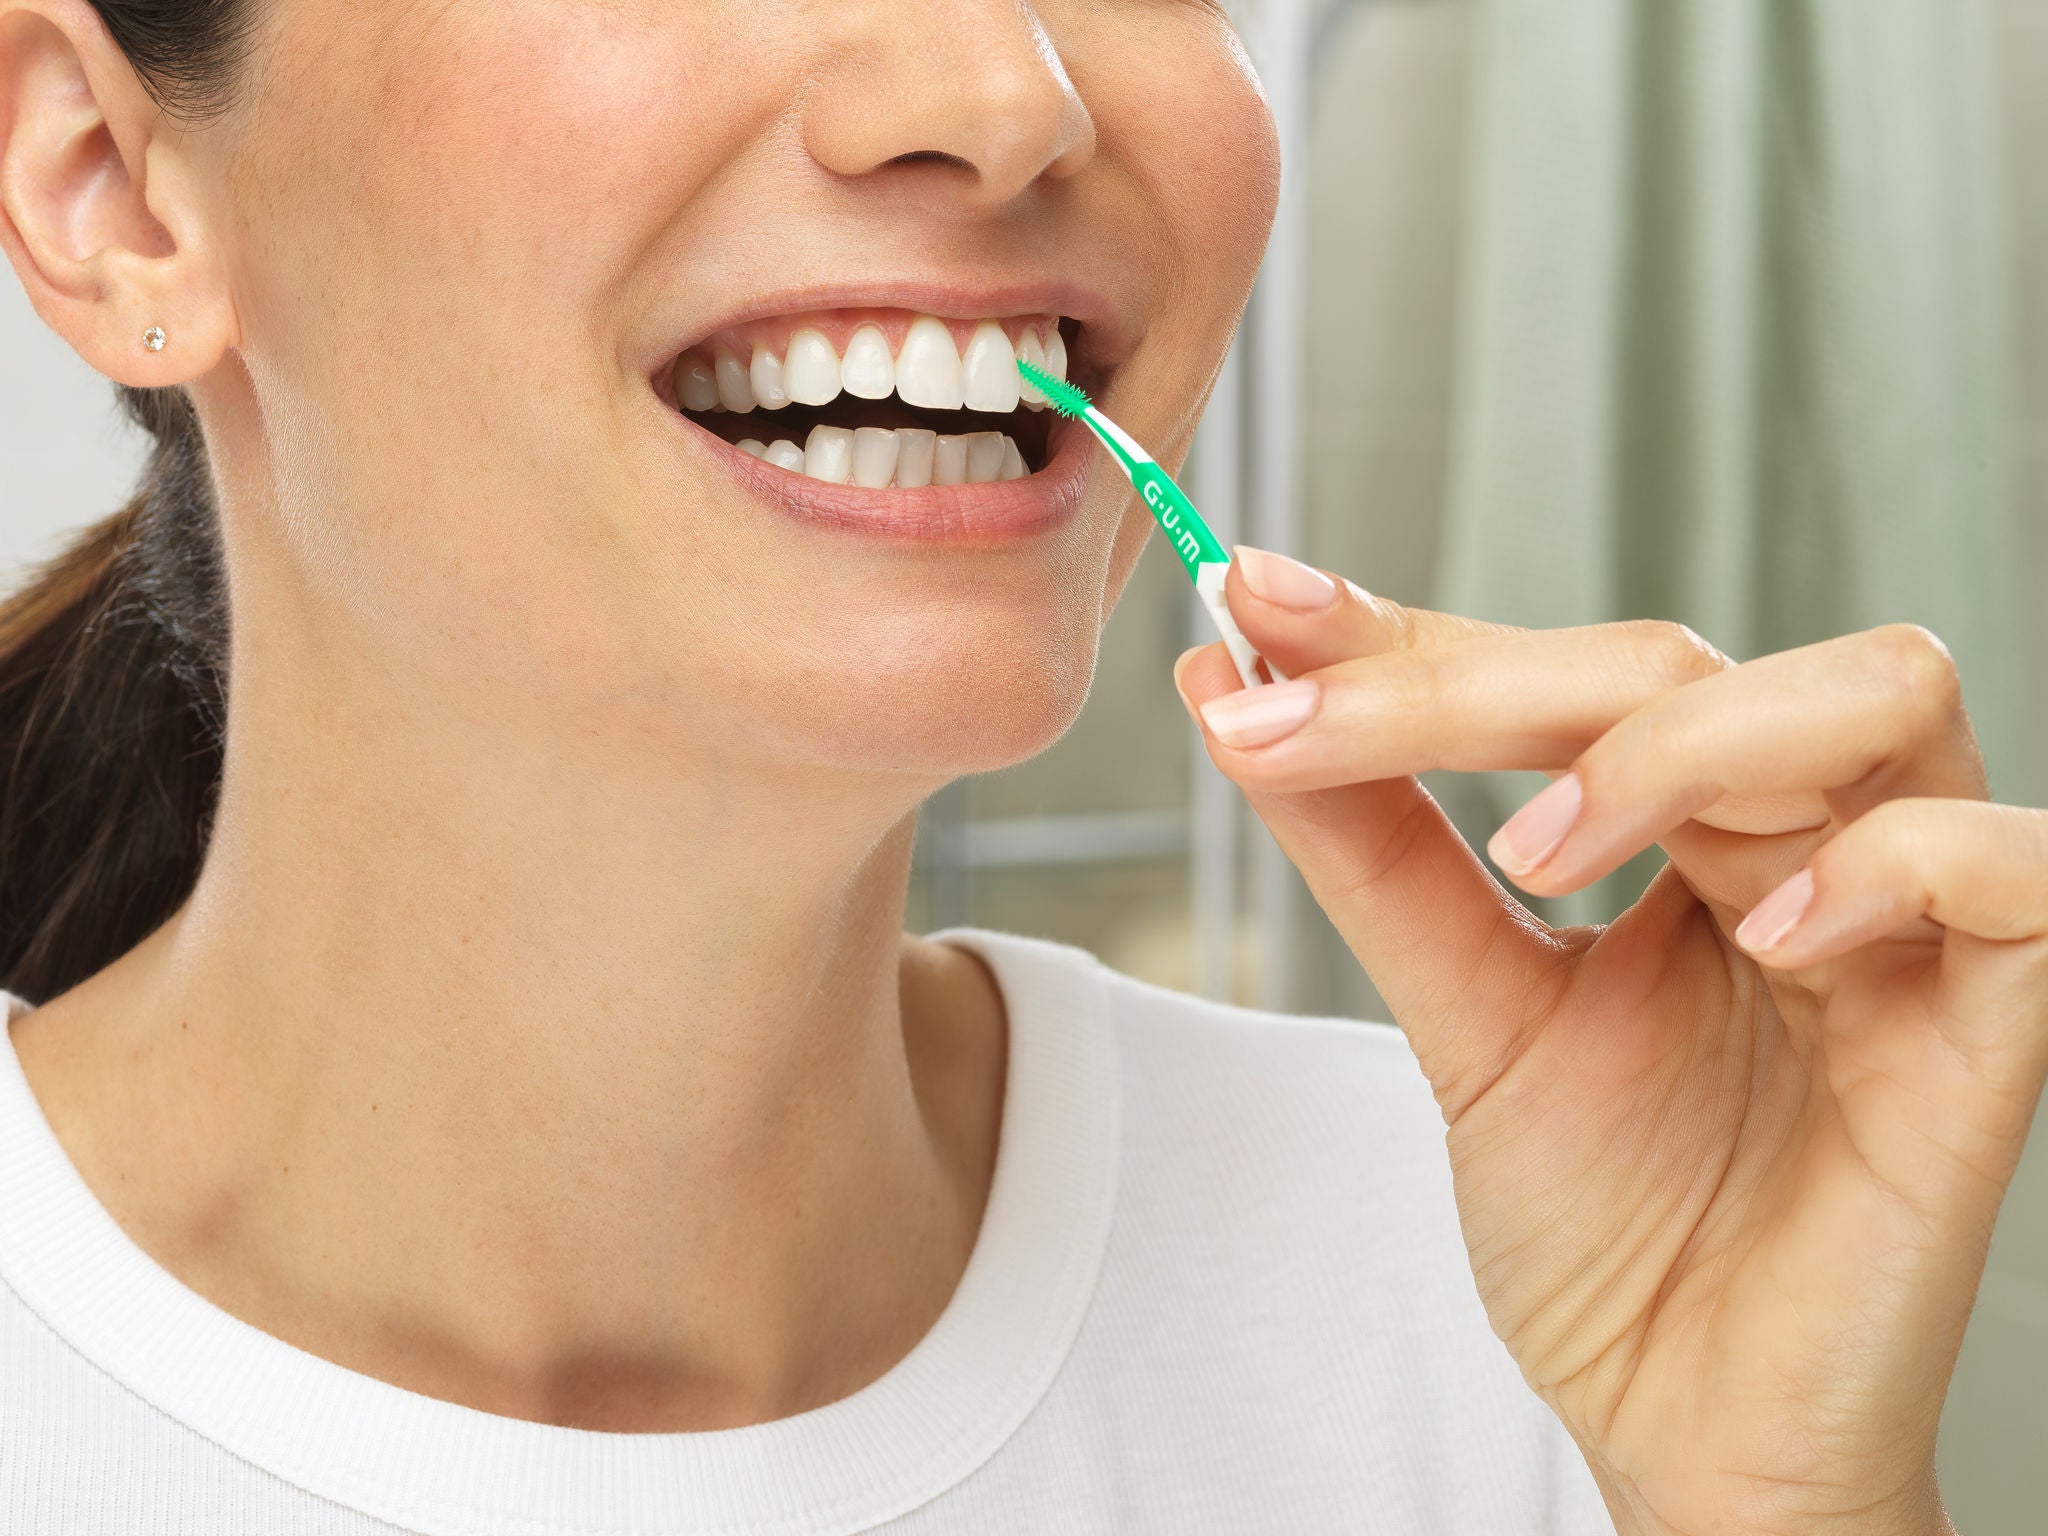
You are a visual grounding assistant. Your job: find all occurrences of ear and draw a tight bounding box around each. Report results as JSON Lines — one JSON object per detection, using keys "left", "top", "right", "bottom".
{"left": 0, "top": 0, "right": 236, "bottom": 388}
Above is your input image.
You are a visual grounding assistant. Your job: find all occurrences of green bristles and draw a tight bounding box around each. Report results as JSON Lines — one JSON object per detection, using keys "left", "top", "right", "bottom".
{"left": 1016, "top": 357, "right": 1092, "bottom": 419}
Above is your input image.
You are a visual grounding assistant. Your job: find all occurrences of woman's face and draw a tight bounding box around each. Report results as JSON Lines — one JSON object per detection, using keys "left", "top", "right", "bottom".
{"left": 204, "top": 0, "right": 1279, "bottom": 783}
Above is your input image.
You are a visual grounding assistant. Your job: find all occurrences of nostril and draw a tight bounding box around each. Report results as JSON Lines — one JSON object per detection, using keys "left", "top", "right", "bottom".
{"left": 887, "top": 150, "right": 975, "bottom": 174}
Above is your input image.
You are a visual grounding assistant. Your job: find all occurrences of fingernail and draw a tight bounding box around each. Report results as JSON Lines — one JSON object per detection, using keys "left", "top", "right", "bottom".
{"left": 1199, "top": 678, "right": 1321, "bottom": 749}
{"left": 1736, "top": 868, "right": 1816, "bottom": 954}
{"left": 1488, "top": 773, "right": 1583, "bottom": 876}
{"left": 1233, "top": 546, "right": 1337, "bottom": 612}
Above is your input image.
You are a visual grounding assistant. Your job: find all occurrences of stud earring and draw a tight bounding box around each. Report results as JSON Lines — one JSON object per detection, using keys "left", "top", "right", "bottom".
{"left": 142, "top": 327, "right": 167, "bottom": 353}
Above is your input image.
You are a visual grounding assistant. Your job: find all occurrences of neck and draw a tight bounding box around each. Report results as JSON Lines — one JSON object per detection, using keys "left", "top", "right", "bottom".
{"left": 21, "top": 616, "right": 1007, "bottom": 1432}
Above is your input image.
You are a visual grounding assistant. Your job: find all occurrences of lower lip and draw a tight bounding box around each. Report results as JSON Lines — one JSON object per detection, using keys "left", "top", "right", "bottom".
{"left": 664, "top": 406, "right": 1091, "bottom": 544}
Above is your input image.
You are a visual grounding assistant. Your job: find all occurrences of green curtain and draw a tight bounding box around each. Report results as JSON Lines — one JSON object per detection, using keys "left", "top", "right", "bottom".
{"left": 1437, "top": 0, "right": 2021, "bottom": 926}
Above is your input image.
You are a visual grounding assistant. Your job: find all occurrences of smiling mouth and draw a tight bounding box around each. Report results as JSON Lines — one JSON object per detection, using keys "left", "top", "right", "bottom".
{"left": 658, "top": 309, "right": 1087, "bottom": 489}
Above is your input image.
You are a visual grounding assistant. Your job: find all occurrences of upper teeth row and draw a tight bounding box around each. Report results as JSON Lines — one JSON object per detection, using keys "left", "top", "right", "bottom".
{"left": 673, "top": 317, "right": 1068, "bottom": 416}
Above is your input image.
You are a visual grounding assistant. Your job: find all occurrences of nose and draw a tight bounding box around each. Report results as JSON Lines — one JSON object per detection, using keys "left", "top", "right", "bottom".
{"left": 802, "top": 1, "right": 1098, "bottom": 210}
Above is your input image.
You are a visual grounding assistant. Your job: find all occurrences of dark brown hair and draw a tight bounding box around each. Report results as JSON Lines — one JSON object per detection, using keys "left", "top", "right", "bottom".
{"left": 0, "top": 3, "right": 251, "bottom": 1003}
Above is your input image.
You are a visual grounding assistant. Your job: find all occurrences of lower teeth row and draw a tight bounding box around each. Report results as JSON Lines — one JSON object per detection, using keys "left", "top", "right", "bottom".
{"left": 738, "top": 425, "right": 1028, "bottom": 489}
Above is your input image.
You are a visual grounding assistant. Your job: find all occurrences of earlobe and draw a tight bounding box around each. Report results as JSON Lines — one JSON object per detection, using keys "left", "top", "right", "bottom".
{"left": 0, "top": 0, "right": 234, "bottom": 388}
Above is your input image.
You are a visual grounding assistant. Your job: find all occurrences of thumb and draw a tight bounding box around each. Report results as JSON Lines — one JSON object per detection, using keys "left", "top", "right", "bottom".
{"left": 1177, "top": 644, "right": 1568, "bottom": 1119}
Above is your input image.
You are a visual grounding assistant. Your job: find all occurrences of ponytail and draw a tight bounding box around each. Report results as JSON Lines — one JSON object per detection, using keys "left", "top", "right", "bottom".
{"left": 0, "top": 0, "right": 257, "bottom": 1003}
{"left": 0, "top": 386, "right": 227, "bottom": 1003}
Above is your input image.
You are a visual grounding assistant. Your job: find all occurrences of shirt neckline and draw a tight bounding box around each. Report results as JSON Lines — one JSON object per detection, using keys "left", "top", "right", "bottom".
{"left": 0, "top": 929, "right": 1119, "bottom": 1536}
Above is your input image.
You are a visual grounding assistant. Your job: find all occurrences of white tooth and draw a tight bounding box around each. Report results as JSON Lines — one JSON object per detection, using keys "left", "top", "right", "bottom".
{"left": 676, "top": 353, "right": 721, "bottom": 413}
{"left": 1045, "top": 325, "right": 1068, "bottom": 382}
{"left": 803, "top": 423, "right": 854, "bottom": 483}
{"left": 764, "top": 438, "right": 806, "bottom": 472}
{"left": 714, "top": 348, "right": 755, "bottom": 413}
{"left": 840, "top": 325, "right": 896, "bottom": 401}
{"left": 1016, "top": 328, "right": 1049, "bottom": 410}
{"left": 737, "top": 439, "right": 767, "bottom": 458}
{"left": 965, "top": 431, "right": 1006, "bottom": 484}
{"left": 786, "top": 328, "right": 843, "bottom": 407}
{"left": 962, "top": 321, "right": 1023, "bottom": 413}
{"left": 750, "top": 345, "right": 791, "bottom": 410}
{"left": 852, "top": 427, "right": 900, "bottom": 489}
{"left": 895, "top": 428, "right": 936, "bottom": 489}
{"left": 896, "top": 316, "right": 965, "bottom": 411}
{"left": 999, "top": 437, "right": 1028, "bottom": 481}
{"left": 933, "top": 434, "right": 970, "bottom": 487}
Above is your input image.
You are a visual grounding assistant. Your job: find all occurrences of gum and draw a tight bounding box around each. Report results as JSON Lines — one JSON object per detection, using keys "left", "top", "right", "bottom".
{"left": 686, "top": 309, "right": 1061, "bottom": 366}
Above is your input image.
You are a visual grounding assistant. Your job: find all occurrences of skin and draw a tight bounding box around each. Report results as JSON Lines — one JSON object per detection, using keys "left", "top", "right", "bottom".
{"left": 1181, "top": 560, "right": 2048, "bottom": 1536}
{"left": 0, "top": 0, "right": 2032, "bottom": 1530}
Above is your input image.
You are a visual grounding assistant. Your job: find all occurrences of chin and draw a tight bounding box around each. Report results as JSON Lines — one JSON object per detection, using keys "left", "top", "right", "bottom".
{"left": 763, "top": 594, "right": 1105, "bottom": 783}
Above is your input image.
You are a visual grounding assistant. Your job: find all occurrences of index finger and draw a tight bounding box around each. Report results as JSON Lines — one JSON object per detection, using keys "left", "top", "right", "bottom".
{"left": 1226, "top": 546, "right": 1524, "bottom": 679}
{"left": 1177, "top": 641, "right": 1571, "bottom": 1121}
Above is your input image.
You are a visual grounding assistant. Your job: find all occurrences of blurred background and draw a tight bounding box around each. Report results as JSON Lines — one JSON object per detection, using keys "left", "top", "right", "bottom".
{"left": 2, "top": 0, "right": 2042, "bottom": 1524}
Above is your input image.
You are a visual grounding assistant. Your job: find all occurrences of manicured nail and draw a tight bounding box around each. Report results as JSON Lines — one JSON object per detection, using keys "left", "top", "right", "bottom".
{"left": 1233, "top": 546, "right": 1337, "bottom": 612}
{"left": 1199, "top": 679, "right": 1321, "bottom": 748}
{"left": 1736, "top": 868, "right": 1816, "bottom": 954}
{"left": 1488, "top": 773, "right": 1584, "bottom": 876}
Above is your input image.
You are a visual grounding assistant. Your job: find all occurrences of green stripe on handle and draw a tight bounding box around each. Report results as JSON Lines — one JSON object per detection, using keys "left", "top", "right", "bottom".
{"left": 1016, "top": 357, "right": 1230, "bottom": 583}
{"left": 1126, "top": 457, "right": 1229, "bottom": 581}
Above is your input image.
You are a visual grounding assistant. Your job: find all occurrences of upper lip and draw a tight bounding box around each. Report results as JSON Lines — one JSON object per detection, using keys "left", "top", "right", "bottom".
{"left": 647, "top": 275, "right": 1133, "bottom": 377}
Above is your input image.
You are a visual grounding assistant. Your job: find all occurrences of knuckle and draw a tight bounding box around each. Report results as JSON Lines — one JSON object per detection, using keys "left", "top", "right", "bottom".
{"left": 1866, "top": 624, "right": 1963, "bottom": 715}
{"left": 1611, "top": 696, "right": 1686, "bottom": 770}
{"left": 1348, "top": 583, "right": 1419, "bottom": 653}
{"left": 1380, "top": 649, "right": 1447, "bottom": 723}
{"left": 1849, "top": 795, "right": 1931, "bottom": 850}
{"left": 1620, "top": 619, "right": 1728, "bottom": 683}
{"left": 1826, "top": 797, "right": 1941, "bottom": 886}
{"left": 1326, "top": 788, "right": 1437, "bottom": 905}
{"left": 1977, "top": 803, "right": 2048, "bottom": 877}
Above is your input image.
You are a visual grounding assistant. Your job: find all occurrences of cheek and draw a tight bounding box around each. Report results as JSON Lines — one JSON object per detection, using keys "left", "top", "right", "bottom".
{"left": 1052, "top": 7, "right": 1278, "bottom": 458}
{"left": 221, "top": 2, "right": 783, "bottom": 639}
{"left": 1068, "top": 8, "right": 1280, "bottom": 306}
{"left": 1181, "top": 90, "right": 1280, "bottom": 303}
{"left": 1150, "top": 53, "right": 1281, "bottom": 298}
{"left": 237, "top": 1, "right": 763, "bottom": 387}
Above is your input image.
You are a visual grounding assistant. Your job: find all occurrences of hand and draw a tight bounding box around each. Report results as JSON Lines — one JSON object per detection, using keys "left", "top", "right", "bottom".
{"left": 1176, "top": 549, "right": 2046, "bottom": 1536}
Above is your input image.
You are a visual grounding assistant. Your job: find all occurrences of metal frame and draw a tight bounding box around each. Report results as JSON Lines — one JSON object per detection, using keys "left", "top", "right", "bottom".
{"left": 1189, "top": 342, "right": 1248, "bottom": 1002}
{"left": 1238, "top": 0, "right": 1315, "bottom": 1013}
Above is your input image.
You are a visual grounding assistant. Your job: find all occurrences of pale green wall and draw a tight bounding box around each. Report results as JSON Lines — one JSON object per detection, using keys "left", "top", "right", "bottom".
{"left": 1297, "top": 3, "right": 2048, "bottom": 1528}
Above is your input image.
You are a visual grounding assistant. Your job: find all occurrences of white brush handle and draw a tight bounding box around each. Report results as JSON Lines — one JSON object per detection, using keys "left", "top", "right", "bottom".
{"left": 1195, "top": 563, "right": 1287, "bottom": 690}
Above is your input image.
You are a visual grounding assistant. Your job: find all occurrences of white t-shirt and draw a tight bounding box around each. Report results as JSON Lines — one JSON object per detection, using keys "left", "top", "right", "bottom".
{"left": 0, "top": 929, "right": 1613, "bottom": 1535}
